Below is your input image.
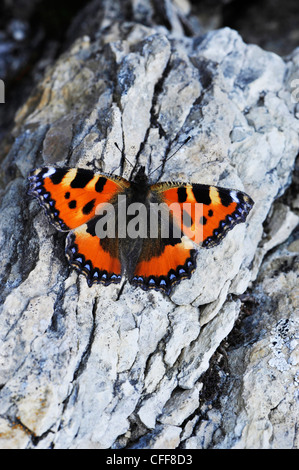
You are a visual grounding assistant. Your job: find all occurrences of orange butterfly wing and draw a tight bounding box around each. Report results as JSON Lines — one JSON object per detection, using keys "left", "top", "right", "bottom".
{"left": 28, "top": 167, "right": 130, "bottom": 231}
{"left": 152, "top": 182, "right": 254, "bottom": 248}
{"left": 130, "top": 181, "right": 253, "bottom": 294}
{"left": 28, "top": 167, "right": 129, "bottom": 286}
{"left": 130, "top": 237, "right": 196, "bottom": 294}
{"left": 65, "top": 219, "right": 122, "bottom": 287}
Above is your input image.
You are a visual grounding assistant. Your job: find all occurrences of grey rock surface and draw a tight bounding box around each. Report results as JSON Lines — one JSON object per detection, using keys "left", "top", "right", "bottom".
{"left": 0, "top": 0, "right": 298, "bottom": 449}
{"left": 184, "top": 231, "right": 299, "bottom": 449}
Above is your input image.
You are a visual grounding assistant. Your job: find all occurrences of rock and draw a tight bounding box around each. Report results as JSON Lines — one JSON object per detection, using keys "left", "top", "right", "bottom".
{"left": 210, "top": 238, "right": 299, "bottom": 449}
{"left": 0, "top": 0, "right": 298, "bottom": 449}
{"left": 130, "top": 423, "right": 182, "bottom": 449}
{"left": 251, "top": 202, "right": 299, "bottom": 279}
{"left": 159, "top": 383, "right": 202, "bottom": 426}
{"left": 183, "top": 409, "right": 222, "bottom": 449}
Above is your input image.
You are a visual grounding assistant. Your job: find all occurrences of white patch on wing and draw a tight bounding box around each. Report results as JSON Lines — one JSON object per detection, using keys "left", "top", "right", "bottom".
{"left": 42, "top": 168, "right": 56, "bottom": 179}
{"left": 230, "top": 190, "right": 240, "bottom": 203}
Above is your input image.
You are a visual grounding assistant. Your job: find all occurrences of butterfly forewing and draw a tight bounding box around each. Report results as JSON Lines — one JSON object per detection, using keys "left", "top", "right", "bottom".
{"left": 28, "top": 167, "right": 129, "bottom": 231}
{"left": 152, "top": 182, "right": 254, "bottom": 248}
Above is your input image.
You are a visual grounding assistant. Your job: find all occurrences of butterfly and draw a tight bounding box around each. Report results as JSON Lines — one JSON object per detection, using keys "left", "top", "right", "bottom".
{"left": 28, "top": 157, "right": 254, "bottom": 295}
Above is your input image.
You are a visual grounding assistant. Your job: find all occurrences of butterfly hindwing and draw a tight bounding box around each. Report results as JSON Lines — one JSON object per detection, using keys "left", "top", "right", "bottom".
{"left": 130, "top": 236, "right": 197, "bottom": 295}
{"left": 151, "top": 182, "right": 254, "bottom": 248}
{"left": 66, "top": 217, "right": 122, "bottom": 287}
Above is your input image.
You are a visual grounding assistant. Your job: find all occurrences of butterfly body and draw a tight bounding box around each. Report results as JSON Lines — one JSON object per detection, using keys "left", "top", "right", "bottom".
{"left": 28, "top": 163, "right": 254, "bottom": 295}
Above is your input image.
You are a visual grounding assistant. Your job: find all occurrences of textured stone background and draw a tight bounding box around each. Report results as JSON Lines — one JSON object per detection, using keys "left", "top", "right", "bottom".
{"left": 0, "top": 0, "right": 298, "bottom": 449}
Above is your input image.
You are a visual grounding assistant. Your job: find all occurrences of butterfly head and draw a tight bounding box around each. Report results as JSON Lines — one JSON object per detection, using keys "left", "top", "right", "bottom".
{"left": 132, "top": 166, "right": 149, "bottom": 185}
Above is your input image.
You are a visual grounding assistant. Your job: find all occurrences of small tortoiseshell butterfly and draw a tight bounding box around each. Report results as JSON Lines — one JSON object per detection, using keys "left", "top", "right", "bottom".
{"left": 28, "top": 152, "right": 254, "bottom": 295}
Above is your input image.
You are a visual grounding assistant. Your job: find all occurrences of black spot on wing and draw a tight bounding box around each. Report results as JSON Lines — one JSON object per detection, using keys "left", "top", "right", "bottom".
{"left": 86, "top": 217, "right": 97, "bottom": 237}
{"left": 95, "top": 176, "right": 107, "bottom": 193}
{"left": 82, "top": 199, "right": 96, "bottom": 215}
{"left": 49, "top": 168, "right": 68, "bottom": 185}
{"left": 85, "top": 213, "right": 111, "bottom": 238}
{"left": 70, "top": 169, "right": 95, "bottom": 189}
{"left": 177, "top": 187, "right": 187, "bottom": 203}
{"left": 219, "top": 190, "right": 233, "bottom": 207}
{"left": 192, "top": 185, "right": 211, "bottom": 205}
{"left": 68, "top": 200, "right": 77, "bottom": 209}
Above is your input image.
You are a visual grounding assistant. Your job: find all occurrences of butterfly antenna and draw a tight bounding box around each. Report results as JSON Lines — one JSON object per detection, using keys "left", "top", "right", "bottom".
{"left": 149, "top": 136, "right": 191, "bottom": 177}
{"left": 114, "top": 142, "right": 134, "bottom": 168}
